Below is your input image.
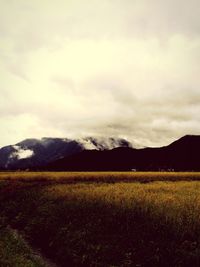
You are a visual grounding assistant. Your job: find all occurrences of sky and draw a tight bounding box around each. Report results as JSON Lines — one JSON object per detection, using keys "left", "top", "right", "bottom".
{"left": 0, "top": 0, "right": 200, "bottom": 148}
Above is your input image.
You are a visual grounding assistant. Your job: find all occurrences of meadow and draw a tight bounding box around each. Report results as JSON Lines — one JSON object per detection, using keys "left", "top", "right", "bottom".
{"left": 1, "top": 172, "right": 200, "bottom": 266}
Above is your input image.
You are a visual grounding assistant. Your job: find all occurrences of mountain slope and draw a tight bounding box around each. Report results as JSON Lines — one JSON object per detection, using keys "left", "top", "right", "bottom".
{"left": 44, "top": 135, "right": 200, "bottom": 171}
{"left": 1, "top": 135, "right": 200, "bottom": 171}
{"left": 0, "top": 137, "right": 132, "bottom": 170}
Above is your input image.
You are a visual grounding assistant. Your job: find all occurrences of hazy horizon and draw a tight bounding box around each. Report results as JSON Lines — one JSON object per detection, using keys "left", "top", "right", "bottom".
{"left": 1, "top": 0, "right": 200, "bottom": 148}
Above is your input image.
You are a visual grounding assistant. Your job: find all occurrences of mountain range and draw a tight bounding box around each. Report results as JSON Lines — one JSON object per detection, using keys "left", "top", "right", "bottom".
{"left": 0, "top": 135, "right": 200, "bottom": 171}
{"left": 0, "top": 137, "right": 132, "bottom": 170}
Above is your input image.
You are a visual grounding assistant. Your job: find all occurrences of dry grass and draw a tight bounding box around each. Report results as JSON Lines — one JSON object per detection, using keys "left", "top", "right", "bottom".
{"left": 1, "top": 171, "right": 200, "bottom": 183}
{"left": 1, "top": 172, "right": 200, "bottom": 266}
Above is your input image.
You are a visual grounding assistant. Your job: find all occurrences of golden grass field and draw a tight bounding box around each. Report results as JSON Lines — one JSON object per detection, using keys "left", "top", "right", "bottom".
{"left": 1, "top": 171, "right": 200, "bottom": 182}
{"left": 1, "top": 172, "right": 200, "bottom": 266}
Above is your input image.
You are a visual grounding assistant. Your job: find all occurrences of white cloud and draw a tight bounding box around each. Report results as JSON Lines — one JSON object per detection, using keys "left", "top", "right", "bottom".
{"left": 0, "top": 0, "right": 200, "bottom": 148}
{"left": 10, "top": 145, "right": 34, "bottom": 159}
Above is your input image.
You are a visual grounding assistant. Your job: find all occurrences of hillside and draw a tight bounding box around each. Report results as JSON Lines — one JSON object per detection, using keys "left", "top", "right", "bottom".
{"left": 0, "top": 135, "right": 200, "bottom": 171}
{"left": 45, "top": 135, "right": 200, "bottom": 171}
{"left": 0, "top": 137, "right": 132, "bottom": 170}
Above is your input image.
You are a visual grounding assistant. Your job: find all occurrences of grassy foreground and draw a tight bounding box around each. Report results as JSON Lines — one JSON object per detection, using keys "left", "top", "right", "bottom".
{"left": 1, "top": 172, "right": 200, "bottom": 266}
{"left": 0, "top": 226, "right": 48, "bottom": 267}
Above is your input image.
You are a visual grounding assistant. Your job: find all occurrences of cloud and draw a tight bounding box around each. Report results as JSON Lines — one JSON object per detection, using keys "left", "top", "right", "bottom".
{"left": 10, "top": 145, "right": 34, "bottom": 159}
{"left": 0, "top": 0, "right": 200, "bottom": 148}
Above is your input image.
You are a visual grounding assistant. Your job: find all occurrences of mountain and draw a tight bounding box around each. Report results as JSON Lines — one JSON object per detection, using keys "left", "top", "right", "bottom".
{"left": 0, "top": 137, "right": 132, "bottom": 170}
{"left": 44, "top": 135, "right": 200, "bottom": 171}
{"left": 0, "top": 135, "right": 200, "bottom": 171}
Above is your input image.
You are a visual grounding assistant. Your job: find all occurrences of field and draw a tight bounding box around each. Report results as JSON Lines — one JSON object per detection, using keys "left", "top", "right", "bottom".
{"left": 1, "top": 172, "right": 200, "bottom": 266}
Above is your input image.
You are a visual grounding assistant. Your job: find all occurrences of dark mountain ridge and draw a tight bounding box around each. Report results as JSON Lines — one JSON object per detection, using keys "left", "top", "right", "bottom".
{"left": 0, "top": 135, "right": 200, "bottom": 171}
{"left": 0, "top": 137, "right": 132, "bottom": 170}
{"left": 43, "top": 135, "right": 200, "bottom": 171}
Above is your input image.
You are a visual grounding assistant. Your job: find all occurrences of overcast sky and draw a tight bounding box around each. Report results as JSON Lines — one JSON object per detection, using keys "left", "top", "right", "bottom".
{"left": 0, "top": 0, "right": 200, "bottom": 148}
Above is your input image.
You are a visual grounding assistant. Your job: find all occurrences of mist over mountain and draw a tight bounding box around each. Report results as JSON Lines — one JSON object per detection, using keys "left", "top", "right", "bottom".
{"left": 0, "top": 137, "right": 132, "bottom": 170}
{"left": 43, "top": 135, "right": 200, "bottom": 172}
{"left": 0, "top": 135, "right": 200, "bottom": 171}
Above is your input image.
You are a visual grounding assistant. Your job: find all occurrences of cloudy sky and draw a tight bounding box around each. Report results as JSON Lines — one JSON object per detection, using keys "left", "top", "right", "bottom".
{"left": 0, "top": 0, "right": 200, "bottom": 148}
